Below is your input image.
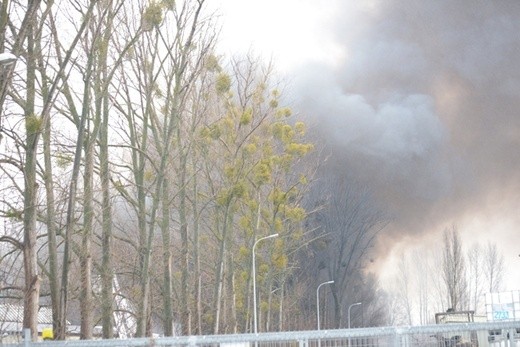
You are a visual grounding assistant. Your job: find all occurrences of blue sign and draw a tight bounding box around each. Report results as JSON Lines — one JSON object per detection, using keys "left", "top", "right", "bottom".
{"left": 493, "top": 310, "right": 510, "bottom": 320}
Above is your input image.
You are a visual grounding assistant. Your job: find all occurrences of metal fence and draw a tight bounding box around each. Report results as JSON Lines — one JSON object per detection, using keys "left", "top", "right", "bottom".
{"left": 2, "top": 321, "right": 519, "bottom": 347}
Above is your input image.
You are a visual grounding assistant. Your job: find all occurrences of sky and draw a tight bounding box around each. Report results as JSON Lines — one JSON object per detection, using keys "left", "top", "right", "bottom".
{"left": 211, "top": 0, "right": 520, "bottom": 293}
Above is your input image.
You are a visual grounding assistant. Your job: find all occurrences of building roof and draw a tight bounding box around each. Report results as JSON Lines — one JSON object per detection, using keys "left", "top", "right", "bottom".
{"left": 0, "top": 303, "right": 54, "bottom": 325}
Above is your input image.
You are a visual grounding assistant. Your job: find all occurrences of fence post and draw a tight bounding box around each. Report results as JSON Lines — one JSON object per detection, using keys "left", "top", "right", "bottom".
{"left": 393, "top": 327, "right": 401, "bottom": 347}
{"left": 507, "top": 328, "right": 515, "bottom": 346}
{"left": 401, "top": 329, "right": 409, "bottom": 347}
{"left": 24, "top": 328, "right": 31, "bottom": 347}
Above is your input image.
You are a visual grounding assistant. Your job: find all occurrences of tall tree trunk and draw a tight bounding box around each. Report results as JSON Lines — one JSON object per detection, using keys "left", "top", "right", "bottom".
{"left": 190, "top": 155, "right": 202, "bottom": 334}
{"left": 80, "top": 133, "right": 94, "bottom": 339}
{"left": 135, "top": 50, "right": 156, "bottom": 337}
{"left": 99, "top": 45, "right": 114, "bottom": 340}
{"left": 81, "top": 37, "right": 106, "bottom": 336}
{"left": 178, "top": 151, "right": 190, "bottom": 335}
{"left": 22, "top": 16, "right": 40, "bottom": 341}
{"left": 227, "top": 252, "right": 237, "bottom": 333}
{"left": 161, "top": 178, "right": 174, "bottom": 336}
{"left": 60, "top": 41, "right": 94, "bottom": 340}
{"left": 39, "top": 28, "right": 61, "bottom": 339}
{"left": 96, "top": 1, "right": 114, "bottom": 336}
{"left": 0, "top": 1, "right": 8, "bottom": 51}
{"left": 213, "top": 204, "right": 231, "bottom": 334}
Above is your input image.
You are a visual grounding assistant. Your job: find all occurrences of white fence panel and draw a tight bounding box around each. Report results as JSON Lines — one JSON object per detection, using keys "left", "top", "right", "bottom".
{"left": 1, "top": 321, "right": 519, "bottom": 347}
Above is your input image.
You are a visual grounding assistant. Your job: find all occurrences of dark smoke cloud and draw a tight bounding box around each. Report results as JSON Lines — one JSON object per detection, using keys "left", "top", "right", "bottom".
{"left": 289, "top": 1, "right": 520, "bottom": 253}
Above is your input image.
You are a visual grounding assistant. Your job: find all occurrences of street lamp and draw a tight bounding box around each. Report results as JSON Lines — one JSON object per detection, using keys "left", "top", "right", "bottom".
{"left": 348, "top": 302, "right": 362, "bottom": 329}
{"left": 252, "top": 233, "right": 278, "bottom": 335}
{"left": 0, "top": 52, "right": 17, "bottom": 66}
{"left": 316, "top": 280, "right": 334, "bottom": 330}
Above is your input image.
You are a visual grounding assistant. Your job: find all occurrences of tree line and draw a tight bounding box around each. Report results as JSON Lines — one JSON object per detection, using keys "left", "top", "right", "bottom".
{"left": 389, "top": 226, "right": 505, "bottom": 326}
{"left": 0, "top": 0, "right": 389, "bottom": 340}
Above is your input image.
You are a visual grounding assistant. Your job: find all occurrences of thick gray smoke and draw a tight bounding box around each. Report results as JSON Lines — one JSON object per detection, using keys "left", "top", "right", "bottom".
{"left": 289, "top": 1, "right": 520, "bottom": 259}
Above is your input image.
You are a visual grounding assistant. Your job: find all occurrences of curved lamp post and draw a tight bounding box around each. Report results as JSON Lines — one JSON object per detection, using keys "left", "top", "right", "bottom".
{"left": 0, "top": 52, "right": 17, "bottom": 66}
{"left": 252, "top": 233, "right": 278, "bottom": 335}
{"left": 348, "top": 302, "right": 362, "bottom": 347}
{"left": 348, "top": 302, "right": 362, "bottom": 329}
{"left": 316, "top": 280, "right": 334, "bottom": 330}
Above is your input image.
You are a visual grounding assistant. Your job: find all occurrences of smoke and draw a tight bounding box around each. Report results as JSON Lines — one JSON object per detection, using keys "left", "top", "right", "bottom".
{"left": 289, "top": 0, "right": 520, "bottom": 260}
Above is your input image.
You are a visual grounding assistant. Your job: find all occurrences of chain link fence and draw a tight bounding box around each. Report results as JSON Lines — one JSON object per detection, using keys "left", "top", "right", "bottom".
{"left": 1, "top": 321, "right": 519, "bottom": 347}
{"left": 0, "top": 330, "right": 23, "bottom": 345}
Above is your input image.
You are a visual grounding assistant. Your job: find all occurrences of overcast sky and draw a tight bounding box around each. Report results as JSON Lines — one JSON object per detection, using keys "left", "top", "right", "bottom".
{"left": 211, "top": 0, "right": 520, "bottom": 292}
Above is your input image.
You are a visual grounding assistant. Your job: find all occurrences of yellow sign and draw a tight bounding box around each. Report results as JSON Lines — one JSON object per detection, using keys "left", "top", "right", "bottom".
{"left": 42, "top": 327, "right": 53, "bottom": 340}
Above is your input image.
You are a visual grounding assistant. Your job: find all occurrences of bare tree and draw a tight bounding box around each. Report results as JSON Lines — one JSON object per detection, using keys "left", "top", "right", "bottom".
{"left": 109, "top": 0, "right": 215, "bottom": 336}
{"left": 466, "top": 243, "right": 485, "bottom": 313}
{"left": 395, "top": 254, "right": 413, "bottom": 325}
{"left": 483, "top": 242, "right": 504, "bottom": 293}
{"left": 441, "top": 226, "right": 467, "bottom": 311}
{"left": 305, "top": 176, "right": 388, "bottom": 328}
{"left": 412, "top": 250, "right": 432, "bottom": 324}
